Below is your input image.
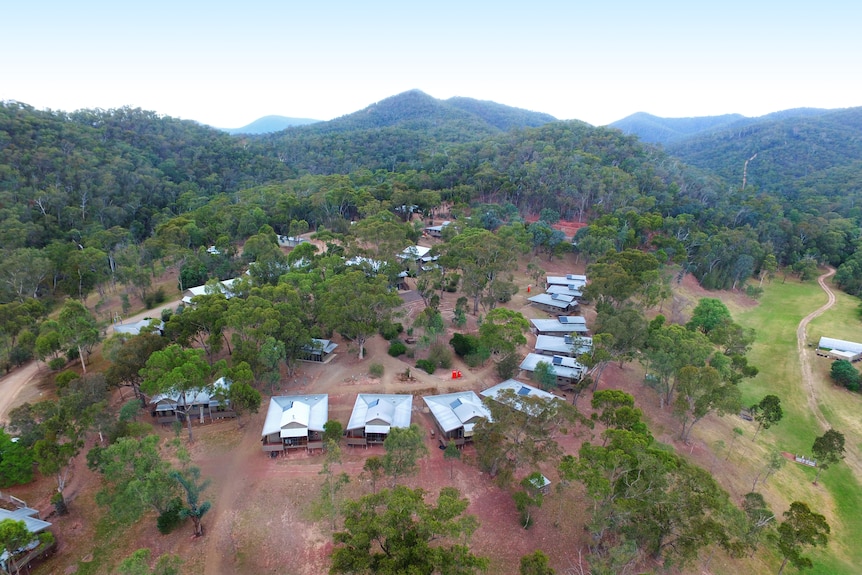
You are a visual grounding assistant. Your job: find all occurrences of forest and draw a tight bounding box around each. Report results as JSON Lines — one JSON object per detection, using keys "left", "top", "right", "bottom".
{"left": 0, "top": 91, "right": 860, "bottom": 574}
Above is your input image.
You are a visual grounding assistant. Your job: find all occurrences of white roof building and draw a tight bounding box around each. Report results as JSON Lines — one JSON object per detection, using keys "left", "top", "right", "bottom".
{"left": 546, "top": 274, "right": 587, "bottom": 288}
{"left": 528, "top": 293, "right": 577, "bottom": 310}
{"left": 519, "top": 353, "right": 586, "bottom": 382}
{"left": 546, "top": 284, "right": 583, "bottom": 298}
{"left": 346, "top": 394, "right": 413, "bottom": 436}
{"left": 398, "top": 245, "right": 432, "bottom": 261}
{"left": 481, "top": 379, "right": 557, "bottom": 405}
{"left": 183, "top": 277, "right": 241, "bottom": 304}
{"left": 149, "top": 376, "right": 230, "bottom": 412}
{"left": 534, "top": 334, "right": 592, "bottom": 357}
{"left": 113, "top": 318, "right": 164, "bottom": 336}
{"left": 818, "top": 337, "right": 862, "bottom": 354}
{"left": 423, "top": 392, "right": 490, "bottom": 439}
{"left": 261, "top": 394, "right": 329, "bottom": 440}
{"left": 530, "top": 317, "right": 589, "bottom": 335}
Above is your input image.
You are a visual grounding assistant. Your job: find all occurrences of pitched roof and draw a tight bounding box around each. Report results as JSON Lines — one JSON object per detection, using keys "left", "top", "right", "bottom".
{"left": 546, "top": 274, "right": 587, "bottom": 287}
{"left": 481, "top": 379, "right": 556, "bottom": 404}
{"left": 149, "top": 377, "right": 231, "bottom": 410}
{"left": 818, "top": 336, "right": 862, "bottom": 354}
{"left": 528, "top": 293, "right": 575, "bottom": 309}
{"left": 530, "top": 318, "right": 589, "bottom": 334}
{"left": 534, "top": 335, "right": 592, "bottom": 356}
{"left": 113, "top": 318, "right": 164, "bottom": 336}
{"left": 261, "top": 394, "right": 329, "bottom": 438}
{"left": 302, "top": 338, "right": 338, "bottom": 354}
{"left": 423, "top": 391, "right": 491, "bottom": 433}
{"left": 519, "top": 353, "right": 586, "bottom": 380}
{"left": 346, "top": 394, "right": 413, "bottom": 433}
{"left": 0, "top": 507, "right": 51, "bottom": 534}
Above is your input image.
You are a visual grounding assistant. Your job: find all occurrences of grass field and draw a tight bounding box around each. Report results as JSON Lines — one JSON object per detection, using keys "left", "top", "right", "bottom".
{"left": 736, "top": 276, "right": 862, "bottom": 575}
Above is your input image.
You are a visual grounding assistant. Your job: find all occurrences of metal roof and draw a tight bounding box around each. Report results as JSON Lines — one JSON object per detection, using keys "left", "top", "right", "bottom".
{"left": 534, "top": 334, "right": 592, "bottom": 356}
{"left": 423, "top": 392, "right": 491, "bottom": 433}
{"left": 149, "top": 377, "right": 231, "bottom": 409}
{"left": 528, "top": 293, "right": 575, "bottom": 309}
{"left": 818, "top": 336, "right": 862, "bottom": 354}
{"left": 530, "top": 318, "right": 588, "bottom": 334}
{"left": 346, "top": 394, "right": 412, "bottom": 432}
{"left": 481, "top": 379, "right": 556, "bottom": 403}
{"left": 519, "top": 353, "right": 586, "bottom": 380}
{"left": 261, "top": 394, "right": 329, "bottom": 438}
{"left": 0, "top": 507, "right": 51, "bottom": 534}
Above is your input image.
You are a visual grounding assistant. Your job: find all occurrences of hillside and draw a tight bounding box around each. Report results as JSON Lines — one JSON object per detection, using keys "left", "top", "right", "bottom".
{"left": 609, "top": 111, "right": 747, "bottom": 145}
{"left": 221, "top": 115, "right": 319, "bottom": 134}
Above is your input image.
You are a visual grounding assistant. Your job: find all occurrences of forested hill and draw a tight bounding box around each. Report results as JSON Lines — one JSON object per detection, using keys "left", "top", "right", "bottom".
{"left": 609, "top": 112, "right": 748, "bottom": 145}
{"left": 221, "top": 115, "right": 319, "bottom": 135}
{"left": 665, "top": 107, "right": 862, "bottom": 203}
{"left": 249, "top": 90, "right": 558, "bottom": 175}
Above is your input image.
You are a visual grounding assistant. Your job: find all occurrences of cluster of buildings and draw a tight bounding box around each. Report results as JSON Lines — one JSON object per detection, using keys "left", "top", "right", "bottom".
{"left": 260, "top": 379, "right": 558, "bottom": 454}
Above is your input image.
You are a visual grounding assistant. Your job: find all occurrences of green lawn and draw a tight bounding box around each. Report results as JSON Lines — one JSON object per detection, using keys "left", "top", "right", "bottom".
{"left": 737, "top": 277, "right": 862, "bottom": 575}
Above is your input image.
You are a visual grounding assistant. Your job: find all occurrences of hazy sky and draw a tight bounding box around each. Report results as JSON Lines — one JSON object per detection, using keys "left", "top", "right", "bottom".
{"left": 2, "top": 1, "right": 860, "bottom": 128}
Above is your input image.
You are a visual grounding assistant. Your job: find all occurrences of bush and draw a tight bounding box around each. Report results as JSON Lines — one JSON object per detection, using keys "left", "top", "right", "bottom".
{"left": 830, "top": 359, "right": 860, "bottom": 390}
{"left": 495, "top": 353, "right": 519, "bottom": 380}
{"left": 464, "top": 347, "right": 491, "bottom": 368}
{"left": 157, "top": 497, "right": 185, "bottom": 534}
{"left": 144, "top": 287, "right": 167, "bottom": 309}
{"left": 428, "top": 343, "right": 452, "bottom": 370}
{"left": 369, "top": 363, "right": 384, "bottom": 378}
{"left": 450, "top": 333, "right": 481, "bottom": 358}
{"left": 55, "top": 370, "right": 80, "bottom": 389}
{"left": 379, "top": 322, "right": 404, "bottom": 341}
{"left": 48, "top": 357, "right": 67, "bottom": 371}
{"left": 416, "top": 358, "right": 437, "bottom": 374}
{"left": 388, "top": 342, "right": 407, "bottom": 357}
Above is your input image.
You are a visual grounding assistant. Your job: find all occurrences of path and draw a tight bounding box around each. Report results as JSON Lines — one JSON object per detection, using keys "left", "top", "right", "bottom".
{"left": 796, "top": 267, "right": 862, "bottom": 477}
{"left": 0, "top": 361, "right": 42, "bottom": 424}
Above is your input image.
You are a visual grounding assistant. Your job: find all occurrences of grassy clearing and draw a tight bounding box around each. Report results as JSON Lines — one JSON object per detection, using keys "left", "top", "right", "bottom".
{"left": 735, "top": 276, "right": 862, "bottom": 575}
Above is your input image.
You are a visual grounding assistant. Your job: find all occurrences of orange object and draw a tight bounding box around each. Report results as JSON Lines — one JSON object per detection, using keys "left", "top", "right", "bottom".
{"left": 527, "top": 285, "right": 531, "bottom": 293}
{"left": 452, "top": 370, "right": 457, "bottom": 379}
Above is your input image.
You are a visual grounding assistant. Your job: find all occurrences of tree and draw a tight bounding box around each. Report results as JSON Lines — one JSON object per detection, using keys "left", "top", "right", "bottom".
{"left": 513, "top": 473, "right": 545, "bottom": 529}
{"left": 673, "top": 365, "right": 742, "bottom": 442}
{"left": 319, "top": 271, "right": 401, "bottom": 359}
{"left": 444, "top": 440, "right": 461, "bottom": 480}
{"left": 811, "top": 429, "right": 845, "bottom": 484}
{"left": 382, "top": 424, "right": 428, "bottom": 486}
{"left": 117, "top": 548, "right": 182, "bottom": 575}
{"left": 170, "top": 466, "right": 212, "bottom": 537}
{"left": 0, "top": 428, "right": 34, "bottom": 487}
{"left": 318, "top": 440, "right": 350, "bottom": 531}
{"left": 532, "top": 360, "right": 557, "bottom": 391}
{"left": 330, "top": 486, "right": 488, "bottom": 575}
{"left": 323, "top": 420, "right": 344, "bottom": 446}
{"left": 750, "top": 395, "right": 783, "bottom": 439}
{"left": 57, "top": 299, "right": 100, "bottom": 373}
{"left": 90, "top": 435, "right": 179, "bottom": 524}
{"left": 361, "top": 456, "right": 384, "bottom": 494}
{"left": 226, "top": 375, "right": 262, "bottom": 429}
{"left": 643, "top": 322, "right": 713, "bottom": 408}
{"left": 519, "top": 550, "right": 555, "bottom": 575}
{"left": 776, "top": 501, "right": 830, "bottom": 574}
{"left": 0, "top": 518, "right": 52, "bottom": 575}
{"left": 478, "top": 308, "right": 529, "bottom": 356}
{"left": 104, "top": 333, "right": 169, "bottom": 402}
{"left": 829, "top": 359, "right": 859, "bottom": 391}
{"left": 474, "top": 390, "right": 588, "bottom": 484}
{"left": 751, "top": 450, "right": 786, "bottom": 492}
{"left": 686, "top": 298, "right": 732, "bottom": 335}
{"left": 140, "top": 344, "right": 224, "bottom": 442}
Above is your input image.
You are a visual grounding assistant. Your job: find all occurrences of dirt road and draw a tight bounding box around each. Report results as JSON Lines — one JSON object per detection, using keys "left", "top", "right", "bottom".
{"left": 0, "top": 361, "right": 42, "bottom": 425}
{"left": 796, "top": 267, "right": 862, "bottom": 477}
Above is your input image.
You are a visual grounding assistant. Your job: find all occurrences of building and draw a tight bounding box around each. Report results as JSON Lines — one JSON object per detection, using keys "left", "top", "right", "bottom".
{"left": 817, "top": 336, "right": 862, "bottom": 362}
{"left": 546, "top": 284, "right": 583, "bottom": 298}
{"left": 113, "top": 317, "right": 164, "bottom": 336}
{"left": 546, "top": 274, "right": 587, "bottom": 290}
{"left": 533, "top": 334, "right": 592, "bottom": 357}
{"left": 398, "top": 245, "right": 432, "bottom": 261}
{"left": 345, "top": 394, "right": 413, "bottom": 447}
{"left": 425, "top": 221, "right": 451, "bottom": 238}
{"left": 519, "top": 353, "right": 586, "bottom": 387}
{"left": 278, "top": 235, "right": 307, "bottom": 248}
{"left": 260, "top": 394, "right": 328, "bottom": 454}
{"left": 300, "top": 338, "right": 338, "bottom": 363}
{"left": 182, "top": 277, "right": 241, "bottom": 305}
{"left": 423, "top": 391, "right": 490, "bottom": 445}
{"left": 530, "top": 316, "right": 589, "bottom": 336}
{"left": 481, "top": 379, "right": 557, "bottom": 405}
{"left": 527, "top": 293, "right": 578, "bottom": 314}
{"left": 0, "top": 505, "right": 53, "bottom": 574}
{"left": 149, "top": 377, "right": 235, "bottom": 424}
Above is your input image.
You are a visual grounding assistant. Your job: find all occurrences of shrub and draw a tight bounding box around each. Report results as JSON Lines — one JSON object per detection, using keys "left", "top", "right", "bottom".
{"left": 55, "top": 370, "right": 80, "bottom": 389}
{"left": 48, "top": 357, "right": 67, "bottom": 371}
{"left": 464, "top": 347, "right": 491, "bottom": 368}
{"left": 495, "top": 352, "right": 519, "bottom": 380}
{"left": 369, "top": 363, "right": 385, "bottom": 378}
{"left": 429, "top": 343, "right": 452, "bottom": 370}
{"left": 388, "top": 342, "right": 407, "bottom": 357}
{"left": 157, "top": 497, "right": 185, "bottom": 534}
{"left": 830, "top": 359, "right": 860, "bottom": 390}
{"left": 416, "top": 358, "right": 437, "bottom": 374}
{"left": 144, "top": 287, "right": 167, "bottom": 309}
{"left": 380, "top": 322, "right": 404, "bottom": 341}
{"left": 450, "top": 333, "right": 481, "bottom": 357}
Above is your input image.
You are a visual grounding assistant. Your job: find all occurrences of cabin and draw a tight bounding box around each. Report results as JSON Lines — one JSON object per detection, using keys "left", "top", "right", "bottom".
{"left": 481, "top": 379, "right": 558, "bottom": 406}
{"left": 530, "top": 316, "right": 589, "bottom": 336}
{"left": 546, "top": 274, "right": 587, "bottom": 290}
{"left": 519, "top": 353, "right": 586, "bottom": 387}
{"left": 278, "top": 235, "right": 307, "bottom": 248}
{"left": 423, "top": 392, "right": 490, "bottom": 445}
{"left": 534, "top": 334, "right": 592, "bottom": 358}
{"left": 398, "top": 245, "right": 432, "bottom": 261}
{"left": 182, "top": 277, "right": 241, "bottom": 305}
{"left": 345, "top": 394, "right": 412, "bottom": 447}
{"left": 113, "top": 318, "right": 164, "bottom": 336}
{"left": 817, "top": 336, "right": 862, "bottom": 362}
{"left": 546, "top": 284, "right": 583, "bottom": 298}
{"left": 260, "top": 394, "right": 328, "bottom": 454}
{"left": 425, "top": 221, "right": 451, "bottom": 238}
{"left": 300, "top": 338, "right": 338, "bottom": 363}
{"left": 528, "top": 292, "right": 578, "bottom": 314}
{"left": 0, "top": 505, "right": 54, "bottom": 574}
{"left": 149, "top": 377, "right": 235, "bottom": 425}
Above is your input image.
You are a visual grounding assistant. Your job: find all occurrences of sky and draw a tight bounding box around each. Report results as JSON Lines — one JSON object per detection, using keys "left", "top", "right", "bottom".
{"left": 2, "top": 1, "right": 861, "bottom": 129}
